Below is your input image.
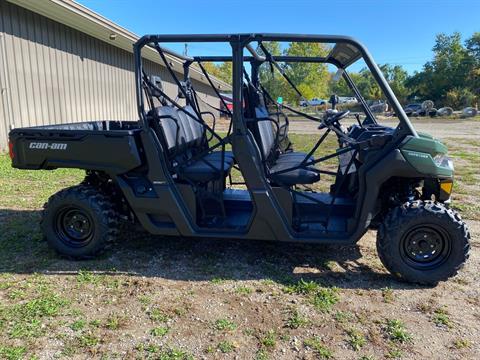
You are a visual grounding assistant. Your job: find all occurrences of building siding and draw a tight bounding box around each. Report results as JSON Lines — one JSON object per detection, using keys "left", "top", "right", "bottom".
{"left": 0, "top": 0, "right": 220, "bottom": 149}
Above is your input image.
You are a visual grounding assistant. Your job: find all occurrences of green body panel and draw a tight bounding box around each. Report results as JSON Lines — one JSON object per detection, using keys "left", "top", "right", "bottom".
{"left": 400, "top": 135, "right": 453, "bottom": 178}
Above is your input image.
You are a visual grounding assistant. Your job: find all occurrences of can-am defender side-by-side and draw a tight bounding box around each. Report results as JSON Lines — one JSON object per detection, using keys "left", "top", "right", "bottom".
{"left": 9, "top": 34, "right": 470, "bottom": 285}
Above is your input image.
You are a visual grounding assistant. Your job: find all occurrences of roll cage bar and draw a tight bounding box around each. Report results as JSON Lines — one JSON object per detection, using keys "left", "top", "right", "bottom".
{"left": 133, "top": 33, "right": 417, "bottom": 139}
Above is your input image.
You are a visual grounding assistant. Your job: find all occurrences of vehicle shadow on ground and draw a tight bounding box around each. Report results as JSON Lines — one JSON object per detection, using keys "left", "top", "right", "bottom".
{"left": 0, "top": 209, "right": 424, "bottom": 290}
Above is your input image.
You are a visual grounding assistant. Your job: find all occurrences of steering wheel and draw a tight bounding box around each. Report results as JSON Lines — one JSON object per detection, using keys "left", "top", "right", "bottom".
{"left": 318, "top": 110, "right": 350, "bottom": 130}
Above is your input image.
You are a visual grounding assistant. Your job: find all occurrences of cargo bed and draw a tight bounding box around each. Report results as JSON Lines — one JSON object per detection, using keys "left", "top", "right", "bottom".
{"left": 9, "top": 121, "right": 143, "bottom": 174}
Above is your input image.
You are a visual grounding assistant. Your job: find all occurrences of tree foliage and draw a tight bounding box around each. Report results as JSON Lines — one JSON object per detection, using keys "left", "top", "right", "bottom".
{"left": 282, "top": 42, "right": 330, "bottom": 103}
{"left": 332, "top": 32, "right": 478, "bottom": 107}
{"left": 256, "top": 42, "right": 330, "bottom": 103}
{"left": 201, "top": 62, "right": 232, "bottom": 84}
{"left": 200, "top": 33, "right": 478, "bottom": 108}
{"left": 257, "top": 42, "right": 285, "bottom": 101}
{"left": 406, "top": 32, "right": 478, "bottom": 107}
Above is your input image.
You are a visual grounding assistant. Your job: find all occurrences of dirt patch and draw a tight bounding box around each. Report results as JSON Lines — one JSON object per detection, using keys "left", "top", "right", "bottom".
{"left": 0, "top": 117, "right": 479, "bottom": 359}
{"left": 285, "top": 117, "right": 480, "bottom": 140}
{"left": 0, "top": 219, "right": 478, "bottom": 359}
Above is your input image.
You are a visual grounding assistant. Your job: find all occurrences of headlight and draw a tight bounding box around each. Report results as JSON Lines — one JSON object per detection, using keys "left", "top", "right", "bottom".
{"left": 434, "top": 154, "right": 454, "bottom": 170}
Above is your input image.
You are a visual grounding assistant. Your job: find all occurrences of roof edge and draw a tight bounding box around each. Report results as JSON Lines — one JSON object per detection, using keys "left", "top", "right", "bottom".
{"left": 6, "top": 0, "right": 231, "bottom": 91}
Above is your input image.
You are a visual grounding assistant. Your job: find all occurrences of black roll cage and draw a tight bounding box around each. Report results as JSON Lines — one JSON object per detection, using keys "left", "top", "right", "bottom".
{"left": 133, "top": 33, "right": 418, "bottom": 139}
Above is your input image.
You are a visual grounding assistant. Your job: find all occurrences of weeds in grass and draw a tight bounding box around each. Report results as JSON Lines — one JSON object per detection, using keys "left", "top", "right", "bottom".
{"left": 284, "top": 279, "right": 319, "bottom": 294}
{"left": 381, "top": 287, "right": 394, "bottom": 303}
{"left": 0, "top": 280, "right": 13, "bottom": 290}
{"left": 77, "top": 270, "right": 101, "bottom": 285}
{"left": 285, "top": 309, "right": 309, "bottom": 329}
{"left": 214, "top": 318, "right": 237, "bottom": 331}
{"left": 60, "top": 340, "right": 78, "bottom": 357}
{"left": 150, "top": 326, "right": 169, "bottom": 337}
{"left": 358, "top": 356, "right": 375, "bottom": 360}
{"left": 235, "top": 286, "right": 253, "bottom": 295}
{"left": 255, "top": 348, "right": 270, "bottom": 360}
{"left": 311, "top": 288, "right": 340, "bottom": 312}
{"left": 261, "top": 279, "right": 276, "bottom": 286}
{"left": 138, "top": 294, "right": 152, "bottom": 307}
{"left": 346, "top": 328, "right": 367, "bottom": 351}
{"left": 284, "top": 279, "right": 339, "bottom": 312}
{"left": 2, "top": 290, "right": 68, "bottom": 339}
{"left": 243, "top": 328, "right": 255, "bottom": 336}
{"left": 156, "top": 347, "right": 193, "bottom": 359}
{"left": 77, "top": 332, "right": 99, "bottom": 347}
{"left": 261, "top": 330, "right": 277, "bottom": 348}
{"left": 89, "top": 319, "right": 101, "bottom": 328}
{"left": 385, "top": 319, "right": 412, "bottom": 343}
{"left": 453, "top": 338, "right": 471, "bottom": 349}
{"left": 105, "top": 313, "right": 125, "bottom": 330}
{"left": 210, "top": 277, "right": 226, "bottom": 285}
{"left": 69, "top": 319, "right": 86, "bottom": 331}
{"left": 304, "top": 337, "right": 333, "bottom": 359}
{"left": 7, "top": 289, "right": 26, "bottom": 300}
{"left": 0, "top": 346, "right": 27, "bottom": 360}
{"left": 417, "top": 301, "right": 434, "bottom": 314}
{"left": 334, "top": 310, "right": 353, "bottom": 323}
{"left": 217, "top": 340, "right": 235, "bottom": 353}
{"left": 173, "top": 307, "right": 187, "bottom": 317}
{"left": 149, "top": 308, "right": 170, "bottom": 323}
{"left": 433, "top": 307, "right": 452, "bottom": 328}
{"left": 136, "top": 343, "right": 157, "bottom": 353}
{"left": 386, "top": 346, "right": 403, "bottom": 359}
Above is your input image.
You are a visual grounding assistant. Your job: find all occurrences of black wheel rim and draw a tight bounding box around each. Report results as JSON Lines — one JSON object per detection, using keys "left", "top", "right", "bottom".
{"left": 55, "top": 206, "right": 94, "bottom": 248}
{"left": 400, "top": 225, "right": 451, "bottom": 270}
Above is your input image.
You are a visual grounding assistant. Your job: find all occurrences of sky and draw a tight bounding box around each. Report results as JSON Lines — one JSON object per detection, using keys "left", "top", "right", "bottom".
{"left": 77, "top": 0, "right": 479, "bottom": 74}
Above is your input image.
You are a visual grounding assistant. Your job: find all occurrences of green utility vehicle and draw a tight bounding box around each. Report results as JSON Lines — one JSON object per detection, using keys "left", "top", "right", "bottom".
{"left": 9, "top": 34, "right": 470, "bottom": 285}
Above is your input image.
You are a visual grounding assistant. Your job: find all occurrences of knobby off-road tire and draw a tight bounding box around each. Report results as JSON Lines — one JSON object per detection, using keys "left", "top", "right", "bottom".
{"left": 81, "top": 171, "right": 133, "bottom": 225}
{"left": 377, "top": 200, "right": 470, "bottom": 285}
{"left": 41, "top": 185, "right": 120, "bottom": 259}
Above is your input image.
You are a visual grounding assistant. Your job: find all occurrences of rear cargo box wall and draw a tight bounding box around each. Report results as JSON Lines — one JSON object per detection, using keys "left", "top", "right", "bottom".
{"left": 0, "top": 1, "right": 220, "bottom": 150}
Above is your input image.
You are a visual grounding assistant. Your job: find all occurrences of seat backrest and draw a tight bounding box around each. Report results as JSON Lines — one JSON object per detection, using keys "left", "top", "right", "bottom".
{"left": 244, "top": 84, "right": 277, "bottom": 162}
{"left": 153, "top": 104, "right": 211, "bottom": 161}
{"left": 254, "top": 106, "right": 276, "bottom": 160}
{"left": 177, "top": 105, "right": 205, "bottom": 148}
{"left": 153, "top": 106, "right": 187, "bottom": 156}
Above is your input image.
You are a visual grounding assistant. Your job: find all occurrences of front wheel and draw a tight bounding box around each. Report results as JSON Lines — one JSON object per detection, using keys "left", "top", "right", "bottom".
{"left": 376, "top": 201, "right": 470, "bottom": 285}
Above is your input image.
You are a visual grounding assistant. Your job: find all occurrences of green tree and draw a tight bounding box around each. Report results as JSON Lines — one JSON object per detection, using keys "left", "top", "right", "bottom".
{"left": 445, "top": 87, "right": 477, "bottom": 108}
{"left": 380, "top": 64, "right": 409, "bottom": 102}
{"left": 201, "top": 62, "right": 232, "bottom": 84}
{"left": 256, "top": 41, "right": 286, "bottom": 101}
{"left": 282, "top": 42, "right": 330, "bottom": 103}
{"left": 465, "top": 32, "right": 480, "bottom": 98}
{"left": 328, "top": 64, "right": 407, "bottom": 103}
{"left": 406, "top": 32, "right": 475, "bottom": 106}
{"left": 465, "top": 32, "right": 480, "bottom": 61}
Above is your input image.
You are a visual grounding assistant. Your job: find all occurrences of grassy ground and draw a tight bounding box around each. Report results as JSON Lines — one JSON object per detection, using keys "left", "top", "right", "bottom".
{"left": 0, "top": 133, "right": 478, "bottom": 359}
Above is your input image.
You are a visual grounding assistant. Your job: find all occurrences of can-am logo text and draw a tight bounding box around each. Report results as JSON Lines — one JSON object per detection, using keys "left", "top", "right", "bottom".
{"left": 29, "top": 142, "right": 67, "bottom": 150}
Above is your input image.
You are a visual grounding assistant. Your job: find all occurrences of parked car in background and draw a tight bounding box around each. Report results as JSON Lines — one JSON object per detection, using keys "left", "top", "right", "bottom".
{"left": 338, "top": 96, "right": 358, "bottom": 104}
{"left": 299, "top": 98, "right": 327, "bottom": 107}
{"left": 220, "top": 93, "right": 234, "bottom": 113}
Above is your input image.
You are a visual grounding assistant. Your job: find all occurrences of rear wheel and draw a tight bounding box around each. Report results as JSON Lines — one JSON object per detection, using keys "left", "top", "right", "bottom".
{"left": 377, "top": 200, "right": 470, "bottom": 285}
{"left": 41, "top": 185, "right": 120, "bottom": 259}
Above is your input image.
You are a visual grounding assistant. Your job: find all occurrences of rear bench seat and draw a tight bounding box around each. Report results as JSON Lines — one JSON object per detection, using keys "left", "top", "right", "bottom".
{"left": 152, "top": 105, "right": 233, "bottom": 184}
